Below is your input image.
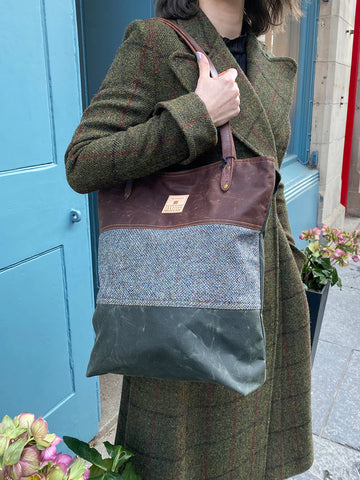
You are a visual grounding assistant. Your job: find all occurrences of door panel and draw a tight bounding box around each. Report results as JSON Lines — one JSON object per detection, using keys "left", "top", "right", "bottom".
{"left": 79, "top": 0, "right": 156, "bottom": 102}
{"left": 0, "top": 0, "right": 99, "bottom": 441}
{"left": 1, "top": 1, "right": 54, "bottom": 171}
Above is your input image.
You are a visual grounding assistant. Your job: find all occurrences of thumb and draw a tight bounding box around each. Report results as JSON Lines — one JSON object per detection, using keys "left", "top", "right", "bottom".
{"left": 219, "top": 68, "right": 238, "bottom": 81}
{"left": 196, "top": 51, "right": 210, "bottom": 78}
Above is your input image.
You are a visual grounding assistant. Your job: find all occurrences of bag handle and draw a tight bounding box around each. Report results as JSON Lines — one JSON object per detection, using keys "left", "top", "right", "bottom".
{"left": 158, "top": 18, "right": 236, "bottom": 191}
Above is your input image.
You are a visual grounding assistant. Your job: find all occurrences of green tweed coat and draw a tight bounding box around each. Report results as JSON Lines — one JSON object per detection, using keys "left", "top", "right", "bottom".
{"left": 65, "top": 10, "right": 313, "bottom": 480}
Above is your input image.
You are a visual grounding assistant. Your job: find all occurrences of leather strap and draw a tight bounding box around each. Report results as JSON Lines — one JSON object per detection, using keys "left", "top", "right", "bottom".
{"left": 157, "top": 18, "right": 237, "bottom": 172}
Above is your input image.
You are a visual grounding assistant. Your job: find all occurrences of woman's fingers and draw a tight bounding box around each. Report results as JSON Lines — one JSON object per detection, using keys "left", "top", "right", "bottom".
{"left": 195, "top": 56, "right": 240, "bottom": 127}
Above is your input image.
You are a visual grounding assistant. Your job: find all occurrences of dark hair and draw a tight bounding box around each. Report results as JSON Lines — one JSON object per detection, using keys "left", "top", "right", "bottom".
{"left": 155, "top": 0, "right": 301, "bottom": 35}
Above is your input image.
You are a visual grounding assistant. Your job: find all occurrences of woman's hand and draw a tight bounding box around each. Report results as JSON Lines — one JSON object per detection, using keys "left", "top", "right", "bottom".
{"left": 195, "top": 52, "right": 240, "bottom": 127}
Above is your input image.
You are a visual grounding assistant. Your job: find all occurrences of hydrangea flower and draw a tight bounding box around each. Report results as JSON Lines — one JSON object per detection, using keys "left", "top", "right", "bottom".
{"left": 0, "top": 414, "right": 89, "bottom": 480}
{"left": 299, "top": 225, "right": 360, "bottom": 291}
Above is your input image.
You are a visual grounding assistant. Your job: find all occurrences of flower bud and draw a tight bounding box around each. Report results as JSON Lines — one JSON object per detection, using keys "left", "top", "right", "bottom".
{"left": 31, "top": 417, "right": 48, "bottom": 441}
{"left": 17, "top": 413, "right": 35, "bottom": 429}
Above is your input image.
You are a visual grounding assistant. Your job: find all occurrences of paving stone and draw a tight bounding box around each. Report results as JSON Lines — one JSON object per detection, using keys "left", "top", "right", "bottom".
{"left": 290, "top": 435, "right": 360, "bottom": 480}
{"left": 319, "top": 284, "right": 360, "bottom": 349}
{"left": 338, "top": 263, "right": 360, "bottom": 290}
{"left": 311, "top": 341, "right": 351, "bottom": 435}
{"left": 291, "top": 469, "right": 321, "bottom": 479}
{"left": 322, "top": 351, "right": 360, "bottom": 450}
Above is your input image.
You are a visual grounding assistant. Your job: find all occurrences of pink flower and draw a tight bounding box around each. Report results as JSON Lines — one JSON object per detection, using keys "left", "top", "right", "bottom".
{"left": 322, "top": 247, "right": 334, "bottom": 258}
{"left": 41, "top": 436, "right": 62, "bottom": 464}
{"left": 333, "top": 249, "right": 345, "bottom": 258}
{"left": 55, "top": 453, "right": 73, "bottom": 474}
{"left": 18, "top": 446, "right": 41, "bottom": 477}
{"left": 352, "top": 255, "right": 360, "bottom": 263}
{"left": 41, "top": 444, "right": 57, "bottom": 463}
{"left": 299, "top": 233, "right": 306, "bottom": 240}
{"left": 83, "top": 468, "right": 90, "bottom": 479}
{"left": 8, "top": 462, "right": 22, "bottom": 480}
{"left": 337, "top": 233, "right": 345, "bottom": 244}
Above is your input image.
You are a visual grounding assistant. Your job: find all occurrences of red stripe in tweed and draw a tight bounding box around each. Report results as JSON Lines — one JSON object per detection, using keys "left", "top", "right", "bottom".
{"left": 184, "top": 55, "right": 198, "bottom": 71}
{"left": 175, "top": 384, "right": 187, "bottom": 480}
{"left": 205, "top": 383, "right": 211, "bottom": 480}
{"left": 266, "top": 62, "right": 287, "bottom": 115}
{"left": 250, "top": 390, "right": 259, "bottom": 480}
{"left": 144, "top": 380, "right": 161, "bottom": 479}
{"left": 182, "top": 113, "right": 210, "bottom": 129}
{"left": 239, "top": 111, "right": 272, "bottom": 152}
{"left": 205, "top": 46, "right": 234, "bottom": 65}
{"left": 230, "top": 393, "right": 239, "bottom": 480}
{"left": 119, "top": 30, "right": 152, "bottom": 129}
{"left": 282, "top": 322, "right": 303, "bottom": 470}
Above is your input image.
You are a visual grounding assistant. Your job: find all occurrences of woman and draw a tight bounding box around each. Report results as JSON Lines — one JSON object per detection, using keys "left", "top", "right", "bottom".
{"left": 65, "top": 0, "right": 313, "bottom": 478}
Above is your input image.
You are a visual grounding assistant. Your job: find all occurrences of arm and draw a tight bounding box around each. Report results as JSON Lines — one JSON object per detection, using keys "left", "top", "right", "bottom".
{"left": 65, "top": 20, "right": 218, "bottom": 193}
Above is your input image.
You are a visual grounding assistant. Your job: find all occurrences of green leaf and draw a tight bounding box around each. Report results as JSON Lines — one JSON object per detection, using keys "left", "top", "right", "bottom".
{"left": 90, "top": 464, "right": 107, "bottom": 478}
{"left": 8, "top": 427, "right": 27, "bottom": 440}
{"left": 103, "top": 458, "right": 114, "bottom": 471}
{"left": 106, "top": 472, "right": 125, "bottom": 480}
{"left": 103, "top": 442, "right": 121, "bottom": 459}
{"left": 63, "top": 436, "right": 106, "bottom": 470}
{"left": 3, "top": 438, "right": 27, "bottom": 466}
{"left": 0, "top": 416, "right": 15, "bottom": 435}
{"left": 0, "top": 436, "right": 10, "bottom": 457}
{"left": 103, "top": 443, "right": 134, "bottom": 472}
{"left": 92, "top": 473, "right": 123, "bottom": 480}
{"left": 68, "top": 459, "right": 88, "bottom": 480}
{"left": 122, "top": 463, "right": 142, "bottom": 480}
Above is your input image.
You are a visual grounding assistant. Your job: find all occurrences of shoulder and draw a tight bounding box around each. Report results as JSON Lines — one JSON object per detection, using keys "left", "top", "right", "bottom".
{"left": 124, "top": 18, "right": 182, "bottom": 44}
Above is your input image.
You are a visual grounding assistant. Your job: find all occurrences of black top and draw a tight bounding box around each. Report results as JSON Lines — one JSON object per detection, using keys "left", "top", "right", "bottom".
{"left": 223, "top": 33, "right": 248, "bottom": 75}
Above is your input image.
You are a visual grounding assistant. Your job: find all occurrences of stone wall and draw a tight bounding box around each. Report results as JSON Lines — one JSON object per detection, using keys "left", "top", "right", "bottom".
{"left": 310, "top": 0, "right": 357, "bottom": 227}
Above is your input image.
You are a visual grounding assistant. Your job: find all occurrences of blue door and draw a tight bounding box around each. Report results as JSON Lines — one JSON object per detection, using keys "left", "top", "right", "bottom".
{"left": 0, "top": 0, "right": 99, "bottom": 441}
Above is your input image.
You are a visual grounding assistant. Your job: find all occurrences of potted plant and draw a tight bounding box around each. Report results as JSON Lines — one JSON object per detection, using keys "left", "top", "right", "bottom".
{"left": 299, "top": 225, "right": 360, "bottom": 364}
{"left": 0, "top": 413, "right": 141, "bottom": 480}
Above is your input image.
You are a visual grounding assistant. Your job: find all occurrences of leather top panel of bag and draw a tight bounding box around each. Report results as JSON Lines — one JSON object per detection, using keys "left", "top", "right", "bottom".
{"left": 98, "top": 156, "right": 275, "bottom": 232}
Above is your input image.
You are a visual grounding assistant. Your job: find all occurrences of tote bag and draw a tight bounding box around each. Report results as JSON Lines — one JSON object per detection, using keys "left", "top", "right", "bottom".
{"left": 86, "top": 19, "right": 275, "bottom": 395}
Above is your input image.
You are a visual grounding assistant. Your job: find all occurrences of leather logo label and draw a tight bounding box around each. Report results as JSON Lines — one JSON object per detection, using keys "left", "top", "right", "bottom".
{"left": 162, "top": 195, "right": 189, "bottom": 214}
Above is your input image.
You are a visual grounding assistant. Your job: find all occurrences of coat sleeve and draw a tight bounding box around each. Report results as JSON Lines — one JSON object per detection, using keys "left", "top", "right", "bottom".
{"left": 276, "top": 181, "right": 306, "bottom": 273}
{"left": 65, "top": 19, "right": 218, "bottom": 194}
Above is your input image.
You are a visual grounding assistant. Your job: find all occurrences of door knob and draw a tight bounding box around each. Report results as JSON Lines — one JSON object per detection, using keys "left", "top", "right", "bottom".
{"left": 70, "top": 209, "right": 82, "bottom": 223}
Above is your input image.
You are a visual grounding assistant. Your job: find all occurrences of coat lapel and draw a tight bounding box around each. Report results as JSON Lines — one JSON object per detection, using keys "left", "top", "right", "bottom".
{"left": 171, "top": 12, "right": 297, "bottom": 162}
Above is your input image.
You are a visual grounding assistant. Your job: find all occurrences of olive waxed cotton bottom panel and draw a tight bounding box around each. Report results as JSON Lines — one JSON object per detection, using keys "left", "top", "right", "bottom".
{"left": 86, "top": 304, "right": 266, "bottom": 395}
{"left": 96, "top": 224, "right": 262, "bottom": 310}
